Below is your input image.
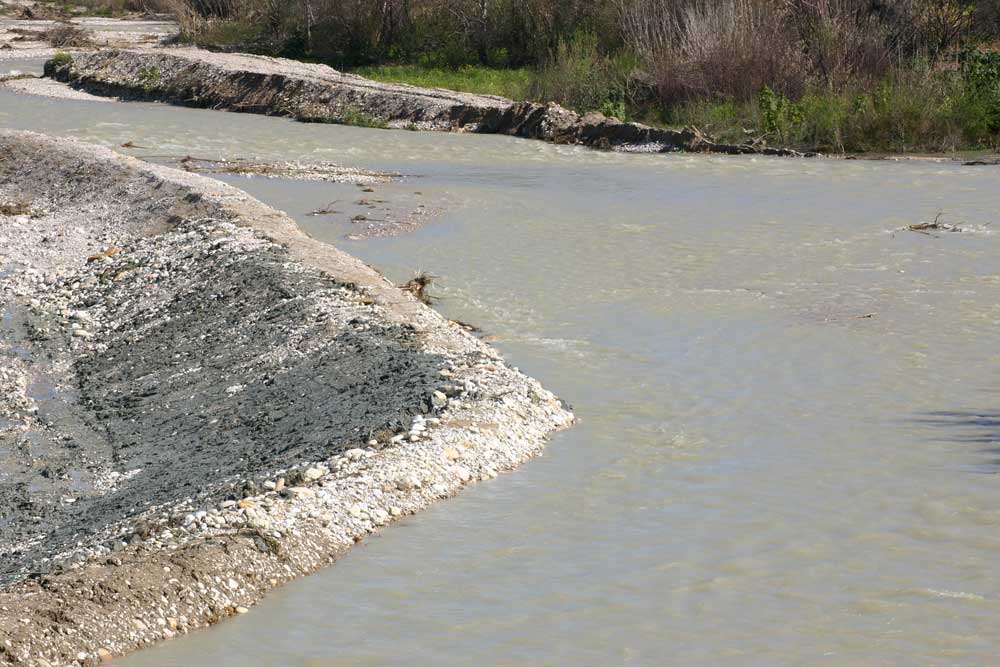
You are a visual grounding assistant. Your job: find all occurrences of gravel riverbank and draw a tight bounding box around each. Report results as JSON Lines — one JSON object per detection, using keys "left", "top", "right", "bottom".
{"left": 43, "top": 47, "right": 803, "bottom": 156}
{"left": 0, "top": 130, "right": 573, "bottom": 666}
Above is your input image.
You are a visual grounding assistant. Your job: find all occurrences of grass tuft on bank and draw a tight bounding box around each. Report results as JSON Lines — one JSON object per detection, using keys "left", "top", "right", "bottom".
{"left": 353, "top": 64, "right": 534, "bottom": 101}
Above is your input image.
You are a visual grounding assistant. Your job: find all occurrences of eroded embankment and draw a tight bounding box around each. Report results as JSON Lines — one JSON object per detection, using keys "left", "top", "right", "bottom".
{"left": 0, "top": 130, "right": 573, "bottom": 667}
{"left": 43, "top": 47, "right": 802, "bottom": 156}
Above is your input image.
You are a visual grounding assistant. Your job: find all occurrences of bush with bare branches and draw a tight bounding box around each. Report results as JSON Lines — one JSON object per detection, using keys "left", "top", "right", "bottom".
{"left": 44, "top": 23, "right": 94, "bottom": 47}
{"left": 619, "top": 0, "right": 808, "bottom": 105}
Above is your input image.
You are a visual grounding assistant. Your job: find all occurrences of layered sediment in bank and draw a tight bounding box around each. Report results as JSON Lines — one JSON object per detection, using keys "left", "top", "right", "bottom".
{"left": 0, "top": 130, "right": 573, "bottom": 666}
{"left": 43, "top": 47, "right": 802, "bottom": 156}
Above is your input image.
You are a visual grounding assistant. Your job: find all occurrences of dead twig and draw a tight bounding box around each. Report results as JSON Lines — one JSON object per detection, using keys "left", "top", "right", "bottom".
{"left": 893, "top": 212, "right": 967, "bottom": 238}
{"left": 400, "top": 273, "right": 437, "bottom": 305}
{"left": 306, "top": 201, "right": 340, "bottom": 216}
{"left": 907, "top": 212, "right": 963, "bottom": 233}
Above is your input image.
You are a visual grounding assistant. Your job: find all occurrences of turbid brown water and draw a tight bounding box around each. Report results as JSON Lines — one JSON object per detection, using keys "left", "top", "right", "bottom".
{"left": 2, "top": 87, "right": 999, "bottom": 665}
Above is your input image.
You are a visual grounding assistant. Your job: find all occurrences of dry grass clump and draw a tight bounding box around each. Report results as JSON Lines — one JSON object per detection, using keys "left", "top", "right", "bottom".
{"left": 0, "top": 201, "right": 35, "bottom": 216}
{"left": 637, "top": 0, "right": 808, "bottom": 106}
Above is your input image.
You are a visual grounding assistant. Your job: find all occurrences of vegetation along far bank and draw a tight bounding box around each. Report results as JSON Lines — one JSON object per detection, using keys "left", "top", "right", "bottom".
{"left": 133, "top": 0, "right": 1000, "bottom": 155}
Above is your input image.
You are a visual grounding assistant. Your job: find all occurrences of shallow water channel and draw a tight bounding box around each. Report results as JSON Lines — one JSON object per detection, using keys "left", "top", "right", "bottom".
{"left": 3, "top": 88, "right": 1000, "bottom": 665}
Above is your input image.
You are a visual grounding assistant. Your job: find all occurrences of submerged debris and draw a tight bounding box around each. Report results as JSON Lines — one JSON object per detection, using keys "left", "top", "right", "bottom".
{"left": 896, "top": 214, "right": 972, "bottom": 237}
{"left": 306, "top": 201, "right": 340, "bottom": 216}
{"left": 401, "top": 273, "right": 437, "bottom": 305}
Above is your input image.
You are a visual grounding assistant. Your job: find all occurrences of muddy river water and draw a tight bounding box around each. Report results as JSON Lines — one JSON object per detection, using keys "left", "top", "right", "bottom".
{"left": 2, "top": 87, "right": 1000, "bottom": 665}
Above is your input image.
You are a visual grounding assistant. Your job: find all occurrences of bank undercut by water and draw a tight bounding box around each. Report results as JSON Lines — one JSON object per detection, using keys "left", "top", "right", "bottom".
{"left": 42, "top": 47, "right": 803, "bottom": 156}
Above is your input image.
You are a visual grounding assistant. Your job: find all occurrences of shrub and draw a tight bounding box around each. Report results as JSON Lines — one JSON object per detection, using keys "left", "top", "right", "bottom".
{"left": 190, "top": 19, "right": 261, "bottom": 50}
{"left": 44, "top": 23, "right": 94, "bottom": 47}
{"left": 138, "top": 65, "right": 161, "bottom": 89}
{"left": 49, "top": 51, "right": 74, "bottom": 67}
{"left": 642, "top": 0, "right": 808, "bottom": 106}
{"left": 958, "top": 48, "right": 1000, "bottom": 142}
{"left": 529, "top": 31, "right": 636, "bottom": 115}
{"left": 758, "top": 86, "right": 804, "bottom": 144}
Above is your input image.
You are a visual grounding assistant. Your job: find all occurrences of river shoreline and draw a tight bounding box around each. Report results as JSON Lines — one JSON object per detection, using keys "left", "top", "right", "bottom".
{"left": 0, "top": 130, "right": 573, "bottom": 666}
{"left": 39, "top": 47, "right": 803, "bottom": 157}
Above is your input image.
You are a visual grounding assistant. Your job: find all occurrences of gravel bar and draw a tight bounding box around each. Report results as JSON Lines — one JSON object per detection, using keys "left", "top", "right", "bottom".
{"left": 0, "top": 130, "right": 574, "bottom": 667}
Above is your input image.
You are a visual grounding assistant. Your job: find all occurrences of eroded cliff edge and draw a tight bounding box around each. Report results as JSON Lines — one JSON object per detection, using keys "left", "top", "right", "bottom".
{"left": 43, "top": 47, "right": 801, "bottom": 156}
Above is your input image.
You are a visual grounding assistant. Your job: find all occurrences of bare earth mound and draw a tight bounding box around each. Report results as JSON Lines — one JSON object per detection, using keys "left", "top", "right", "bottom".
{"left": 0, "top": 130, "right": 573, "bottom": 667}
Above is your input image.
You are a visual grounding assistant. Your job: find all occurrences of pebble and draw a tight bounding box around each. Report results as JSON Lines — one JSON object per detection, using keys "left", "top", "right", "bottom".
{"left": 302, "top": 466, "right": 328, "bottom": 482}
{"left": 395, "top": 475, "right": 421, "bottom": 491}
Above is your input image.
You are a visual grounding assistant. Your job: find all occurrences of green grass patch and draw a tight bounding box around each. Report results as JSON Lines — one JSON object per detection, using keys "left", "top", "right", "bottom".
{"left": 49, "top": 51, "right": 74, "bottom": 68}
{"left": 187, "top": 20, "right": 263, "bottom": 51}
{"left": 340, "top": 107, "right": 389, "bottom": 129}
{"left": 301, "top": 107, "right": 388, "bottom": 129}
{"left": 352, "top": 64, "right": 534, "bottom": 101}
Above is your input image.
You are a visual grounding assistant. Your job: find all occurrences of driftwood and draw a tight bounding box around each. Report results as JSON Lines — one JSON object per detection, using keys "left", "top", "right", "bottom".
{"left": 896, "top": 213, "right": 969, "bottom": 237}
{"left": 400, "top": 273, "right": 436, "bottom": 305}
